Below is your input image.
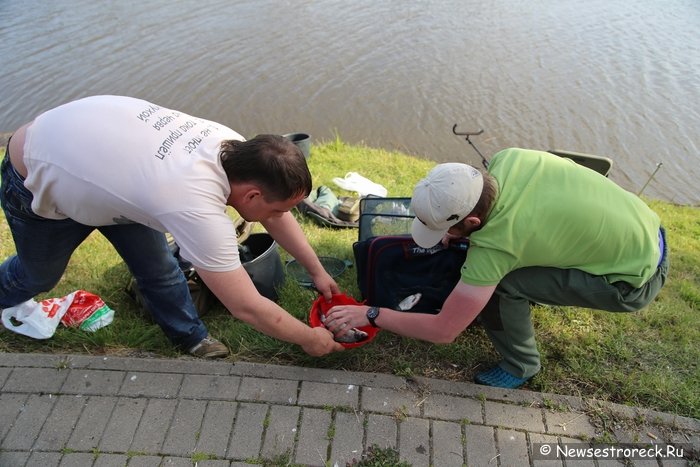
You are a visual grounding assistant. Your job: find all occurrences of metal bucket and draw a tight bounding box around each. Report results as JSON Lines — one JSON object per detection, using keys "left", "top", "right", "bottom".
{"left": 239, "top": 233, "right": 285, "bottom": 302}
{"left": 283, "top": 132, "right": 311, "bottom": 159}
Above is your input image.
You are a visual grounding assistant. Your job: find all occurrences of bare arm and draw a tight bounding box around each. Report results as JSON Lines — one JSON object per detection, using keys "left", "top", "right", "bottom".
{"left": 261, "top": 212, "right": 340, "bottom": 299}
{"left": 196, "top": 266, "right": 344, "bottom": 356}
{"left": 325, "top": 282, "right": 496, "bottom": 343}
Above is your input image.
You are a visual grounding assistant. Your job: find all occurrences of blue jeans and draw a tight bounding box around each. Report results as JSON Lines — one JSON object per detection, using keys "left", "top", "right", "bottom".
{"left": 0, "top": 151, "right": 207, "bottom": 349}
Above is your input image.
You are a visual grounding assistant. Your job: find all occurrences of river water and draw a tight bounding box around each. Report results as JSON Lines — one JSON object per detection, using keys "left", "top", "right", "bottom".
{"left": 1, "top": 0, "right": 698, "bottom": 204}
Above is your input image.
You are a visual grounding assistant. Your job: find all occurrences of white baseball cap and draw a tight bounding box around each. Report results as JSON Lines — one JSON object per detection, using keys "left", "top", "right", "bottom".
{"left": 410, "top": 163, "right": 483, "bottom": 248}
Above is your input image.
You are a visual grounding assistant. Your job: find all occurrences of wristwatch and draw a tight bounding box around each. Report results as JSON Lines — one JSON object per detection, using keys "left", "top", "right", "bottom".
{"left": 366, "top": 306, "right": 380, "bottom": 327}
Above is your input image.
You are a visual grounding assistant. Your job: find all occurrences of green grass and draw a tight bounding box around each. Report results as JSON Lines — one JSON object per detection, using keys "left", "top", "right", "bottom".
{"left": 1, "top": 139, "right": 699, "bottom": 419}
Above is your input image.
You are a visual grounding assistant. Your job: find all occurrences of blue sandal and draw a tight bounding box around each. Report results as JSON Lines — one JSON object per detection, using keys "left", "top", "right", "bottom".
{"left": 475, "top": 366, "right": 530, "bottom": 389}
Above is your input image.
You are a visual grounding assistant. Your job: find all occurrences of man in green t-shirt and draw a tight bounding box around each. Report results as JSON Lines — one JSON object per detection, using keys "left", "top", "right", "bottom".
{"left": 325, "top": 148, "right": 669, "bottom": 388}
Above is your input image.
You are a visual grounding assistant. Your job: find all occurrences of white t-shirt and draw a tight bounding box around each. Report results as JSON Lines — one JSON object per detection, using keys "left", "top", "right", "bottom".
{"left": 23, "top": 95, "right": 244, "bottom": 271}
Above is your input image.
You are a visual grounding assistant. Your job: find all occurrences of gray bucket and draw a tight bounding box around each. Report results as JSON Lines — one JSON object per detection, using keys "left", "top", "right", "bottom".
{"left": 239, "top": 233, "right": 285, "bottom": 302}
{"left": 283, "top": 132, "right": 311, "bottom": 159}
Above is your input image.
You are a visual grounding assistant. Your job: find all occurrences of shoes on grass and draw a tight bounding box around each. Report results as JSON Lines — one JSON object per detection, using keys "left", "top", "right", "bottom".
{"left": 475, "top": 366, "right": 531, "bottom": 389}
{"left": 189, "top": 335, "right": 229, "bottom": 359}
{"left": 337, "top": 196, "right": 360, "bottom": 222}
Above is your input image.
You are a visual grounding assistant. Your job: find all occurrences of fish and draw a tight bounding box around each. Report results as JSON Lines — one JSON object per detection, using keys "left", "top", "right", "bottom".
{"left": 319, "top": 310, "right": 369, "bottom": 344}
{"left": 397, "top": 293, "right": 422, "bottom": 311}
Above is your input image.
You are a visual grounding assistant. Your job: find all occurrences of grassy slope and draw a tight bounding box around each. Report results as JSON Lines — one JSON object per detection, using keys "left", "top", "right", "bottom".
{"left": 0, "top": 140, "right": 698, "bottom": 418}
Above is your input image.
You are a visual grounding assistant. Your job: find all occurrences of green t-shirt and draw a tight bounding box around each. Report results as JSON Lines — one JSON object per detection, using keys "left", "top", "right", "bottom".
{"left": 461, "top": 148, "right": 661, "bottom": 288}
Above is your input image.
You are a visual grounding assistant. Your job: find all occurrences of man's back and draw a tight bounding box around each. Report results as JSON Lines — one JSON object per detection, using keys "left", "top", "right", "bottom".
{"left": 463, "top": 148, "right": 661, "bottom": 288}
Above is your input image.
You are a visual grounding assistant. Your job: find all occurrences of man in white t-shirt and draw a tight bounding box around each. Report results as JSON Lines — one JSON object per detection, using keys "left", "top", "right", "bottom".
{"left": 1, "top": 95, "right": 344, "bottom": 358}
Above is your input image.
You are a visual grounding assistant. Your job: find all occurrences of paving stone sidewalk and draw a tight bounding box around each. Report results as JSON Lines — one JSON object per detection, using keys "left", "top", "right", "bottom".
{"left": 0, "top": 352, "right": 697, "bottom": 467}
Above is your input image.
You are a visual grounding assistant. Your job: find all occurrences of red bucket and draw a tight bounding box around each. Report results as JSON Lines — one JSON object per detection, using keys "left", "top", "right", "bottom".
{"left": 309, "top": 293, "right": 379, "bottom": 349}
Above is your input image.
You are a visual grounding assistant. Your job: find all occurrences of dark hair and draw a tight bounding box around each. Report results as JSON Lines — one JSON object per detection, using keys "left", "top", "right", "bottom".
{"left": 219, "top": 134, "right": 312, "bottom": 201}
{"left": 469, "top": 172, "right": 498, "bottom": 220}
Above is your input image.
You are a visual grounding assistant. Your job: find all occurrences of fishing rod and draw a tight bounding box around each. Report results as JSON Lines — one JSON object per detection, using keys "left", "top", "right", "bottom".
{"left": 452, "top": 124, "right": 489, "bottom": 169}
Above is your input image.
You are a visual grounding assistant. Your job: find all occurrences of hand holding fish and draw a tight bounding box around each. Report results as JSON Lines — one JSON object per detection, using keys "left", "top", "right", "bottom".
{"left": 325, "top": 305, "right": 370, "bottom": 337}
{"left": 302, "top": 326, "right": 345, "bottom": 355}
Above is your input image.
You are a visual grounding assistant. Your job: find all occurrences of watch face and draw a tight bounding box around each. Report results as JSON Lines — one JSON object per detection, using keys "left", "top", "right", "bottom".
{"left": 367, "top": 307, "right": 379, "bottom": 319}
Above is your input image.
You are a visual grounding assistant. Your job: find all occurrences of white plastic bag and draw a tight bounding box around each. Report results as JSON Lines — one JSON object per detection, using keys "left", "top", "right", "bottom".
{"left": 2, "top": 292, "right": 77, "bottom": 339}
{"left": 332, "top": 172, "right": 388, "bottom": 197}
{"left": 1, "top": 290, "right": 114, "bottom": 339}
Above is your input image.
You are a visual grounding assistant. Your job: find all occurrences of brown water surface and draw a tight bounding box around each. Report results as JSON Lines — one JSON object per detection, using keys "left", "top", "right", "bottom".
{"left": 1, "top": 0, "right": 698, "bottom": 204}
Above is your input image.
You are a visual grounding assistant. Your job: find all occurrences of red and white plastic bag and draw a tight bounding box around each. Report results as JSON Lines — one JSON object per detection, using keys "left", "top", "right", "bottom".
{"left": 2, "top": 290, "right": 115, "bottom": 339}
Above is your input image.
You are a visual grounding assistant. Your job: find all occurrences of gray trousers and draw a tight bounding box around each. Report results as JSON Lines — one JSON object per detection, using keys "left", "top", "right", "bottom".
{"left": 479, "top": 228, "right": 669, "bottom": 378}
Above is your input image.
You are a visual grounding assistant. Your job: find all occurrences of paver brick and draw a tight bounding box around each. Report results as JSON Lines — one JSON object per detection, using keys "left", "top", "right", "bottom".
{"left": 59, "top": 452, "right": 97, "bottom": 466}
{"left": 0, "top": 352, "right": 65, "bottom": 368}
{"left": 228, "top": 402, "right": 267, "bottom": 459}
{"left": 237, "top": 376, "right": 298, "bottom": 404}
{"left": 0, "top": 392, "right": 28, "bottom": 442}
{"left": 66, "top": 395, "right": 117, "bottom": 450}
{"left": 161, "top": 398, "right": 208, "bottom": 456}
{"left": 61, "top": 369, "right": 125, "bottom": 395}
{"left": 0, "top": 451, "right": 30, "bottom": 467}
{"left": 130, "top": 398, "right": 178, "bottom": 453}
{"left": 119, "top": 371, "right": 183, "bottom": 397}
{"left": 559, "top": 436, "right": 598, "bottom": 466}
{"left": 528, "top": 432, "right": 562, "bottom": 467}
{"left": 3, "top": 367, "right": 69, "bottom": 393}
{"left": 160, "top": 457, "right": 192, "bottom": 466}
{"left": 464, "top": 424, "right": 497, "bottom": 466}
{"left": 196, "top": 400, "right": 237, "bottom": 458}
{"left": 295, "top": 407, "right": 332, "bottom": 466}
{"left": 75, "top": 355, "right": 231, "bottom": 375}
{"left": 179, "top": 374, "right": 241, "bottom": 400}
{"left": 496, "top": 428, "right": 530, "bottom": 467}
{"left": 365, "top": 413, "right": 397, "bottom": 450}
{"left": 93, "top": 453, "right": 130, "bottom": 467}
{"left": 398, "top": 416, "right": 430, "bottom": 467}
{"left": 423, "top": 393, "right": 483, "bottom": 423}
{"left": 330, "top": 411, "right": 365, "bottom": 466}
{"left": 197, "top": 460, "right": 233, "bottom": 467}
{"left": 360, "top": 386, "right": 421, "bottom": 417}
{"left": 432, "top": 419, "right": 464, "bottom": 466}
{"left": 545, "top": 410, "right": 598, "bottom": 438}
{"left": 26, "top": 451, "right": 62, "bottom": 467}
{"left": 485, "top": 400, "right": 546, "bottom": 432}
{"left": 34, "top": 394, "right": 86, "bottom": 450}
{"left": 99, "top": 397, "right": 148, "bottom": 452}
{"left": 2, "top": 394, "right": 55, "bottom": 450}
{"left": 127, "top": 455, "right": 164, "bottom": 467}
{"left": 298, "top": 380, "right": 359, "bottom": 409}
{"left": 231, "top": 361, "right": 405, "bottom": 389}
{"left": 0, "top": 367, "right": 10, "bottom": 387}
{"left": 261, "top": 404, "right": 300, "bottom": 458}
